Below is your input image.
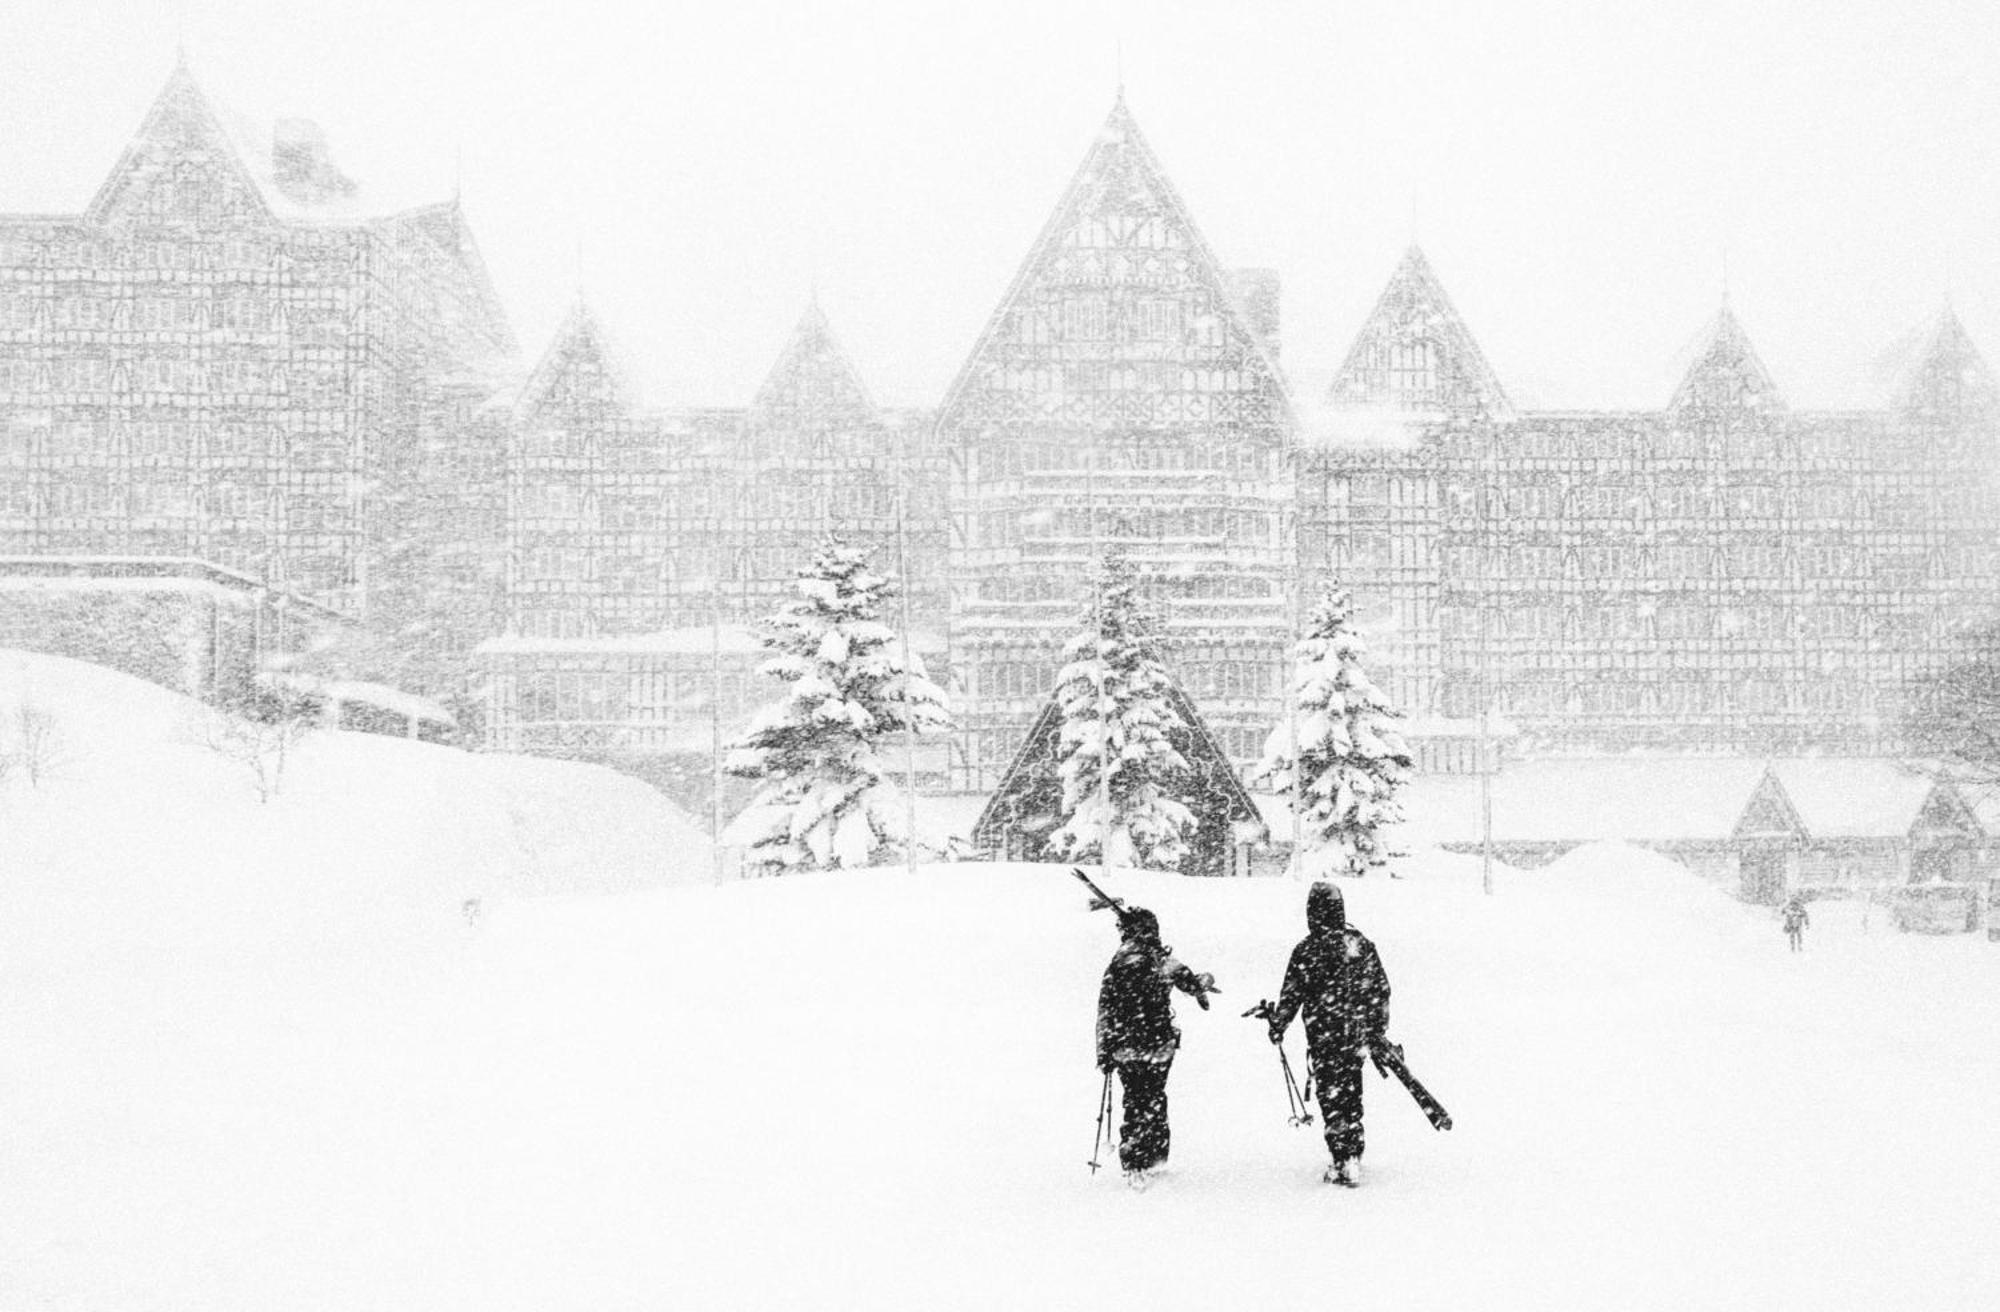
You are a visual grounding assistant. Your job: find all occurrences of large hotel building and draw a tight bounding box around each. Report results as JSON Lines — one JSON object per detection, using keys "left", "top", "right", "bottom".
{"left": 4, "top": 66, "right": 1997, "bottom": 789}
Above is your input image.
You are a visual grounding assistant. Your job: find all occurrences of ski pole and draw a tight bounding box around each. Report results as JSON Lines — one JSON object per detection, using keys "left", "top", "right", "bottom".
{"left": 1088, "top": 1069, "right": 1113, "bottom": 1173}
{"left": 1277, "top": 1045, "right": 1314, "bottom": 1127}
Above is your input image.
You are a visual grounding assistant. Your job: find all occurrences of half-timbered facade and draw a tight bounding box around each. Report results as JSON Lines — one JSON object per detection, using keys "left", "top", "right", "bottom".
{"left": 0, "top": 61, "right": 516, "bottom": 699}
{"left": 937, "top": 94, "right": 1296, "bottom": 789}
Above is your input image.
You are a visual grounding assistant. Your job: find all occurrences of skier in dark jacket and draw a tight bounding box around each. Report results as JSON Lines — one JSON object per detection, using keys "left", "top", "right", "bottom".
{"left": 1265, "top": 881, "right": 1391, "bottom": 1186}
{"left": 1095, "top": 905, "right": 1217, "bottom": 1185}
{"left": 1781, "top": 895, "right": 1810, "bottom": 952}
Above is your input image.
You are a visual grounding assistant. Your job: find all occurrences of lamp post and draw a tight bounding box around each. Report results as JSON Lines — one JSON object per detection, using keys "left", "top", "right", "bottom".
{"left": 896, "top": 433, "right": 920, "bottom": 878}
{"left": 710, "top": 568, "right": 726, "bottom": 884}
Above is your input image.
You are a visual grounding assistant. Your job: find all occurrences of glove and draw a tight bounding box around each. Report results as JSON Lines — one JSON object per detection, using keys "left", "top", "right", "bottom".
{"left": 1097, "top": 1053, "right": 1114, "bottom": 1074}
{"left": 1267, "top": 1019, "right": 1286, "bottom": 1046}
{"left": 1192, "top": 972, "right": 1217, "bottom": 1010}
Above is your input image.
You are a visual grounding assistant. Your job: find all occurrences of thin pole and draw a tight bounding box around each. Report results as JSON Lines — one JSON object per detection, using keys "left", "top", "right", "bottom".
{"left": 711, "top": 577, "right": 726, "bottom": 883}
{"left": 1479, "top": 698, "right": 1493, "bottom": 897}
{"left": 1091, "top": 443, "right": 1109, "bottom": 881}
{"left": 1286, "top": 468, "right": 1306, "bottom": 878}
{"left": 898, "top": 431, "right": 919, "bottom": 877}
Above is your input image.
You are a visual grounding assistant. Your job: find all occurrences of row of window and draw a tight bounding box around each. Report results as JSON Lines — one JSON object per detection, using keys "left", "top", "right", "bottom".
{"left": 0, "top": 354, "right": 353, "bottom": 397}
{"left": 972, "top": 439, "right": 1274, "bottom": 479}
{"left": 1461, "top": 481, "right": 1894, "bottom": 523}
{"left": 0, "top": 294, "right": 317, "bottom": 334}
{"left": 508, "top": 668, "right": 760, "bottom": 720}
{"left": 1440, "top": 677, "right": 1881, "bottom": 718}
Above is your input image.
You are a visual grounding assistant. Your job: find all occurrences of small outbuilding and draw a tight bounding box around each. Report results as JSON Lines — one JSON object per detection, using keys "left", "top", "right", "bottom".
{"left": 1731, "top": 761, "right": 1984, "bottom": 903}
{"left": 971, "top": 682, "right": 1264, "bottom": 877}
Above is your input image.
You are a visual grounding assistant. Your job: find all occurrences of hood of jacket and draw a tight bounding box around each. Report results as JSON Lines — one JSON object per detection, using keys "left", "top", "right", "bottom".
{"left": 1307, "top": 881, "right": 1346, "bottom": 938}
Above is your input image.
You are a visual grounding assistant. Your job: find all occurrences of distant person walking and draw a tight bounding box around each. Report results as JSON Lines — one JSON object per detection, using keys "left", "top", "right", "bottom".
{"left": 1263, "top": 882, "right": 1392, "bottom": 1186}
{"left": 1095, "top": 904, "right": 1217, "bottom": 1188}
{"left": 1782, "top": 895, "right": 1810, "bottom": 952}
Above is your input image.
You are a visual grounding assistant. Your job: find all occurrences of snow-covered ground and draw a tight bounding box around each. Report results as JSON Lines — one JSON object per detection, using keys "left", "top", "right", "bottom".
{"left": 5, "top": 650, "right": 1999, "bottom": 1310}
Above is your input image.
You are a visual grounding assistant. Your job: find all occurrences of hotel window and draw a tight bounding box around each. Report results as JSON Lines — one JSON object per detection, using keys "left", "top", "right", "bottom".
{"left": 1389, "top": 339, "right": 1435, "bottom": 396}
{"left": 1061, "top": 299, "right": 1109, "bottom": 341}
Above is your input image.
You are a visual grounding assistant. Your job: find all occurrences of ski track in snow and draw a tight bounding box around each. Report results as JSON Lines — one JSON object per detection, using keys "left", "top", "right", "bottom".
{"left": 3, "top": 652, "right": 1999, "bottom": 1310}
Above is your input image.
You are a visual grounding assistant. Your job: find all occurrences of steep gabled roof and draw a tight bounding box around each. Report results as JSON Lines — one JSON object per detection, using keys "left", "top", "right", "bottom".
{"left": 372, "top": 200, "right": 518, "bottom": 357}
{"left": 749, "top": 299, "right": 877, "bottom": 431}
{"left": 87, "top": 59, "right": 274, "bottom": 227}
{"left": 1897, "top": 305, "right": 2000, "bottom": 422}
{"left": 936, "top": 93, "right": 1293, "bottom": 431}
{"left": 1732, "top": 768, "right": 1806, "bottom": 842}
{"left": 1667, "top": 305, "right": 1785, "bottom": 415}
{"left": 1328, "top": 245, "right": 1511, "bottom": 421}
{"left": 517, "top": 300, "right": 634, "bottom": 418}
{"left": 971, "top": 676, "right": 1262, "bottom": 877}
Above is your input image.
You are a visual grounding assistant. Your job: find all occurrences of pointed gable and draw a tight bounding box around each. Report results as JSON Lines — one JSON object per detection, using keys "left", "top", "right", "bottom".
{"left": 87, "top": 61, "right": 273, "bottom": 229}
{"left": 971, "top": 678, "right": 1262, "bottom": 877}
{"left": 1897, "top": 306, "right": 1999, "bottom": 423}
{"left": 375, "top": 201, "right": 517, "bottom": 357}
{"left": 749, "top": 300, "right": 878, "bottom": 436}
{"left": 1328, "top": 245, "right": 1511, "bottom": 421}
{"left": 518, "top": 301, "right": 633, "bottom": 421}
{"left": 1911, "top": 778, "right": 1982, "bottom": 843}
{"left": 937, "top": 93, "right": 1291, "bottom": 434}
{"left": 1732, "top": 768, "right": 1804, "bottom": 842}
{"left": 1668, "top": 306, "right": 1784, "bottom": 415}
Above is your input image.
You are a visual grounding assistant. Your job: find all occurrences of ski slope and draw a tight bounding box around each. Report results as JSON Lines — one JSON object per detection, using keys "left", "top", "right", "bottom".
{"left": 4, "top": 650, "right": 2000, "bottom": 1310}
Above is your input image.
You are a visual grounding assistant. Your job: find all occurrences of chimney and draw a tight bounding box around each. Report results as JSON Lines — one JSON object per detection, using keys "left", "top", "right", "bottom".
{"left": 1228, "top": 268, "right": 1281, "bottom": 357}
{"left": 272, "top": 118, "right": 356, "bottom": 205}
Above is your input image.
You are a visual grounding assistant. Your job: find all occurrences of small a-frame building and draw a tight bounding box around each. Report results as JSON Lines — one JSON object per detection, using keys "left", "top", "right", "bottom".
{"left": 972, "top": 682, "right": 1264, "bottom": 878}
{"left": 1730, "top": 762, "right": 1985, "bottom": 903}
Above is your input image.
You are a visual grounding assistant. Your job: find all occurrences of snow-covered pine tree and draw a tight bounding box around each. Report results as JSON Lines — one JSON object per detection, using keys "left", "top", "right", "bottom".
{"left": 724, "top": 540, "right": 952, "bottom": 875}
{"left": 1046, "top": 551, "right": 1194, "bottom": 871}
{"left": 1253, "top": 585, "right": 1413, "bottom": 877}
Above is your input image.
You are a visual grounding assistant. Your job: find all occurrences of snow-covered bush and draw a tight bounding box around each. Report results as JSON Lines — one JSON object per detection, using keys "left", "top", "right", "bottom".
{"left": 0, "top": 702, "right": 65, "bottom": 789}
{"left": 201, "top": 684, "right": 323, "bottom": 803}
{"left": 1045, "top": 550, "right": 1193, "bottom": 870}
{"left": 1253, "top": 585, "right": 1412, "bottom": 876}
{"left": 724, "top": 541, "right": 951, "bottom": 875}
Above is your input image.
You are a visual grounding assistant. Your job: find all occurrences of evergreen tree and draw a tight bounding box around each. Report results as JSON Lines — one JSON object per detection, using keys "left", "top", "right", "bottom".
{"left": 724, "top": 540, "right": 952, "bottom": 875}
{"left": 1046, "top": 551, "right": 1194, "bottom": 871}
{"left": 1253, "top": 585, "right": 1412, "bottom": 877}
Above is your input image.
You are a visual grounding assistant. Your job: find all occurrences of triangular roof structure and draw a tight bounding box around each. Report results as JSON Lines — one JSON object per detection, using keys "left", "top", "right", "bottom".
{"left": 518, "top": 299, "right": 634, "bottom": 419}
{"left": 936, "top": 92, "right": 1293, "bottom": 431}
{"left": 749, "top": 299, "right": 878, "bottom": 433}
{"left": 373, "top": 199, "right": 517, "bottom": 357}
{"left": 87, "top": 58, "right": 274, "bottom": 227}
{"left": 1667, "top": 305, "right": 1785, "bottom": 415}
{"left": 1328, "top": 245, "right": 1511, "bottom": 421}
{"left": 971, "top": 679, "right": 1262, "bottom": 878}
{"left": 1731, "top": 768, "right": 1806, "bottom": 842}
{"left": 1897, "top": 305, "right": 2000, "bottom": 423}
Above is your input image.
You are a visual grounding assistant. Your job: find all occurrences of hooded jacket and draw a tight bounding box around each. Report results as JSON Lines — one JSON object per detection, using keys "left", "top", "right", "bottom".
{"left": 1269, "top": 882, "right": 1390, "bottom": 1060}
{"left": 1096, "top": 910, "right": 1211, "bottom": 1067}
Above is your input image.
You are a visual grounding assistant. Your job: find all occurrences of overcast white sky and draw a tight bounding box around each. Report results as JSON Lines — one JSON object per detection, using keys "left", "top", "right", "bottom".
{"left": 4, "top": 0, "right": 1999, "bottom": 412}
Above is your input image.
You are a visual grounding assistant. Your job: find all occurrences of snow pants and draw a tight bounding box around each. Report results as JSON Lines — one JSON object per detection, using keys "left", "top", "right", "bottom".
{"left": 1312, "top": 1049, "right": 1367, "bottom": 1161}
{"left": 1115, "top": 1059, "right": 1173, "bottom": 1172}
{"left": 1786, "top": 927, "right": 1803, "bottom": 952}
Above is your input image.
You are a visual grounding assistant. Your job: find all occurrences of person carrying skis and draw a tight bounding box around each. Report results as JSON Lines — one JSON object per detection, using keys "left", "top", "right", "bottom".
{"left": 1095, "top": 905, "right": 1217, "bottom": 1186}
{"left": 1781, "top": 894, "right": 1810, "bottom": 952}
{"left": 1264, "top": 881, "right": 1391, "bottom": 1186}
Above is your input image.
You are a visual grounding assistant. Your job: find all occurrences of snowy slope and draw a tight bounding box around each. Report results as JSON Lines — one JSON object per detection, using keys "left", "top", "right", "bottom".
{"left": 4, "top": 649, "right": 2000, "bottom": 1310}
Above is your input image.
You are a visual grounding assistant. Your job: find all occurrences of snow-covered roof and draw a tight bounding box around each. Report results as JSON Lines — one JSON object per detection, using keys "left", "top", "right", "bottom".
{"left": 474, "top": 627, "right": 767, "bottom": 658}
{"left": 1762, "top": 759, "right": 1961, "bottom": 841}
{"left": 1399, "top": 714, "right": 1521, "bottom": 740}
{"left": 265, "top": 673, "right": 454, "bottom": 725}
{"left": 1337, "top": 756, "right": 1975, "bottom": 851}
